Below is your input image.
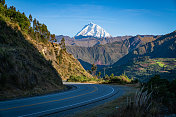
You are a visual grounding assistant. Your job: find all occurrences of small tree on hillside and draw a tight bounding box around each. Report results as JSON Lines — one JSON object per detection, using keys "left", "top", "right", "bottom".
{"left": 4, "top": 4, "right": 7, "bottom": 9}
{"left": 97, "top": 72, "right": 101, "bottom": 78}
{"left": 110, "top": 73, "right": 114, "bottom": 79}
{"left": 91, "top": 63, "right": 97, "bottom": 76}
{"left": 104, "top": 74, "right": 110, "bottom": 81}
{"left": 50, "top": 34, "right": 56, "bottom": 43}
{"left": 68, "top": 63, "right": 72, "bottom": 71}
{"left": 29, "top": 14, "right": 32, "bottom": 22}
{"left": 87, "top": 70, "right": 92, "bottom": 74}
{"left": 0, "top": 0, "right": 5, "bottom": 5}
{"left": 60, "top": 38, "right": 66, "bottom": 51}
{"left": 58, "top": 49, "right": 63, "bottom": 64}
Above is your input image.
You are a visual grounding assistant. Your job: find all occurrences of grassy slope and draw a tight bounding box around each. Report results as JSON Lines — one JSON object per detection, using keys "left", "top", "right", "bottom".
{"left": 0, "top": 4, "right": 92, "bottom": 100}
{"left": 0, "top": 15, "right": 64, "bottom": 100}
{"left": 25, "top": 35, "right": 93, "bottom": 80}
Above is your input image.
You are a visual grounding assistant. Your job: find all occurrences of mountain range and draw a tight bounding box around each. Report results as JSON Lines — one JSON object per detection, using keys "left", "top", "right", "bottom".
{"left": 56, "top": 23, "right": 162, "bottom": 67}
{"left": 114, "top": 31, "right": 176, "bottom": 66}
{"left": 65, "top": 35, "right": 159, "bottom": 66}
{"left": 56, "top": 24, "right": 176, "bottom": 81}
{"left": 100, "top": 30, "right": 176, "bottom": 81}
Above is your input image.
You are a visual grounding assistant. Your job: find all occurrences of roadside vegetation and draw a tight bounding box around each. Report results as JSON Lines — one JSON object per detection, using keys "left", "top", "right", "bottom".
{"left": 111, "top": 75, "right": 176, "bottom": 116}
{"left": 67, "top": 75, "right": 104, "bottom": 83}
{"left": 73, "top": 75, "right": 176, "bottom": 117}
{"left": 67, "top": 63, "right": 138, "bottom": 84}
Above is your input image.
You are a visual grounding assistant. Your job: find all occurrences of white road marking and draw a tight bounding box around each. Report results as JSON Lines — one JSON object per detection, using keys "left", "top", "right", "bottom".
{"left": 0, "top": 84, "right": 81, "bottom": 104}
{"left": 19, "top": 85, "right": 115, "bottom": 117}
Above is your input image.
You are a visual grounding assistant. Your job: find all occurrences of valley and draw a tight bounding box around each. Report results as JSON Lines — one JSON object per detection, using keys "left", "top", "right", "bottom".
{"left": 0, "top": 0, "right": 176, "bottom": 116}
{"left": 65, "top": 35, "right": 159, "bottom": 66}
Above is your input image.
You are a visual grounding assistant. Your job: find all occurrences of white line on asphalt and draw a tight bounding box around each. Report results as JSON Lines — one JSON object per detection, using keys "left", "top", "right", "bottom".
{"left": 0, "top": 84, "right": 81, "bottom": 104}
{"left": 19, "top": 85, "right": 115, "bottom": 117}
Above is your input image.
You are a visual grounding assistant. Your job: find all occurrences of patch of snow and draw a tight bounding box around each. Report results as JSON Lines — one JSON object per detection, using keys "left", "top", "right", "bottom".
{"left": 75, "top": 22, "right": 112, "bottom": 38}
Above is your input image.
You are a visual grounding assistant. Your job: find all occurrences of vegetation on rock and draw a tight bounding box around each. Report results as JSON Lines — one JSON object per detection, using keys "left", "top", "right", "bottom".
{"left": 0, "top": 1, "right": 92, "bottom": 100}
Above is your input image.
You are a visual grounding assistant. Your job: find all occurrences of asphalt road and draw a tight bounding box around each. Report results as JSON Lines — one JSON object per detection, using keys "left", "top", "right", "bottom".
{"left": 0, "top": 83, "right": 128, "bottom": 117}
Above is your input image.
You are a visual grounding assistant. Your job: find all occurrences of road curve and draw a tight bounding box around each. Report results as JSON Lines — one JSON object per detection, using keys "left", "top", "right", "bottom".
{"left": 0, "top": 83, "right": 127, "bottom": 117}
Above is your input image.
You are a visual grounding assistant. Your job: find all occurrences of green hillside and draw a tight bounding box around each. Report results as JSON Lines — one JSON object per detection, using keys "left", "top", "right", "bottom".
{"left": 0, "top": 13, "right": 63, "bottom": 99}
{"left": 0, "top": 2, "right": 92, "bottom": 100}
{"left": 105, "top": 31, "right": 176, "bottom": 81}
{"left": 105, "top": 58, "right": 176, "bottom": 81}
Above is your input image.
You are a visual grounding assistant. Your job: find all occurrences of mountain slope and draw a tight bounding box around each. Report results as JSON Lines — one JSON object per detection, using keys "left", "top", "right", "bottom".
{"left": 29, "top": 39, "right": 93, "bottom": 81}
{"left": 114, "top": 31, "right": 176, "bottom": 66}
{"left": 0, "top": 16, "right": 63, "bottom": 100}
{"left": 75, "top": 22, "right": 111, "bottom": 38}
{"left": 66, "top": 35, "right": 158, "bottom": 66}
{"left": 124, "top": 35, "right": 160, "bottom": 52}
{"left": 0, "top": 3, "right": 92, "bottom": 100}
{"left": 105, "top": 31, "right": 176, "bottom": 81}
{"left": 66, "top": 40, "right": 129, "bottom": 65}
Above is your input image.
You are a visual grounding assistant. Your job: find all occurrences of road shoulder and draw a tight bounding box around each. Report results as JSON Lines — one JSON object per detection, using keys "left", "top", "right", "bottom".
{"left": 70, "top": 85, "right": 137, "bottom": 117}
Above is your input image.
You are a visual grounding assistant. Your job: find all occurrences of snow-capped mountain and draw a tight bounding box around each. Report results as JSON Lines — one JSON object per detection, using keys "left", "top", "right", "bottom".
{"left": 75, "top": 22, "right": 112, "bottom": 38}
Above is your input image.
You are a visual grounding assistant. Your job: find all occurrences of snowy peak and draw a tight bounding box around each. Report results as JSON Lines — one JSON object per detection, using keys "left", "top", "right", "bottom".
{"left": 75, "top": 22, "right": 112, "bottom": 38}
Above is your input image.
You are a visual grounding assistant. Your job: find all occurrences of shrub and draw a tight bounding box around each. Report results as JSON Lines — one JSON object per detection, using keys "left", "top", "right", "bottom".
{"left": 67, "top": 75, "right": 103, "bottom": 83}
{"left": 109, "top": 73, "right": 135, "bottom": 84}
{"left": 143, "top": 75, "right": 176, "bottom": 114}
{"left": 67, "top": 75, "right": 89, "bottom": 82}
{"left": 115, "top": 87, "right": 160, "bottom": 117}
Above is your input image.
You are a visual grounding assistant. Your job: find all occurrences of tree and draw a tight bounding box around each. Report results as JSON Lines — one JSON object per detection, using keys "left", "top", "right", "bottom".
{"left": 33, "top": 18, "right": 37, "bottom": 31}
{"left": 4, "top": 4, "right": 7, "bottom": 9}
{"left": 60, "top": 38, "right": 66, "bottom": 51}
{"left": 68, "top": 63, "right": 72, "bottom": 71}
{"left": 46, "top": 31, "right": 50, "bottom": 40}
{"left": 28, "top": 27, "right": 34, "bottom": 37}
{"left": 29, "top": 14, "right": 32, "bottom": 22}
{"left": 0, "top": 0, "right": 5, "bottom": 5}
{"left": 58, "top": 49, "right": 63, "bottom": 64}
{"left": 97, "top": 72, "right": 101, "bottom": 78}
{"left": 104, "top": 74, "right": 110, "bottom": 80}
{"left": 110, "top": 73, "right": 114, "bottom": 79}
{"left": 9, "top": 6, "right": 16, "bottom": 11}
{"left": 91, "top": 63, "right": 97, "bottom": 76}
{"left": 87, "top": 70, "right": 92, "bottom": 74}
{"left": 51, "top": 34, "right": 56, "bottom": 43}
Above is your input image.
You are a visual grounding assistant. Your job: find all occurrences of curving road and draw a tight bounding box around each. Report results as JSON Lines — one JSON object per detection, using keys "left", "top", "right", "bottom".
{"left": 0, "top": 83, "right": 128, "bottom": 117}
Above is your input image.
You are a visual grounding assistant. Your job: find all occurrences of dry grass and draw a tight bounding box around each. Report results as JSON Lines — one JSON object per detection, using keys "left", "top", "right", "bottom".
{"left": 111, "top": 87, "right": 160, "bottom": 117}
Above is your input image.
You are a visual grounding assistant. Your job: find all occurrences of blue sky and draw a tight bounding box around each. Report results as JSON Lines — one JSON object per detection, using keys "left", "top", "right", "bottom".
{"left": 6, "top": 0, "right": 176, "bottom": 37}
